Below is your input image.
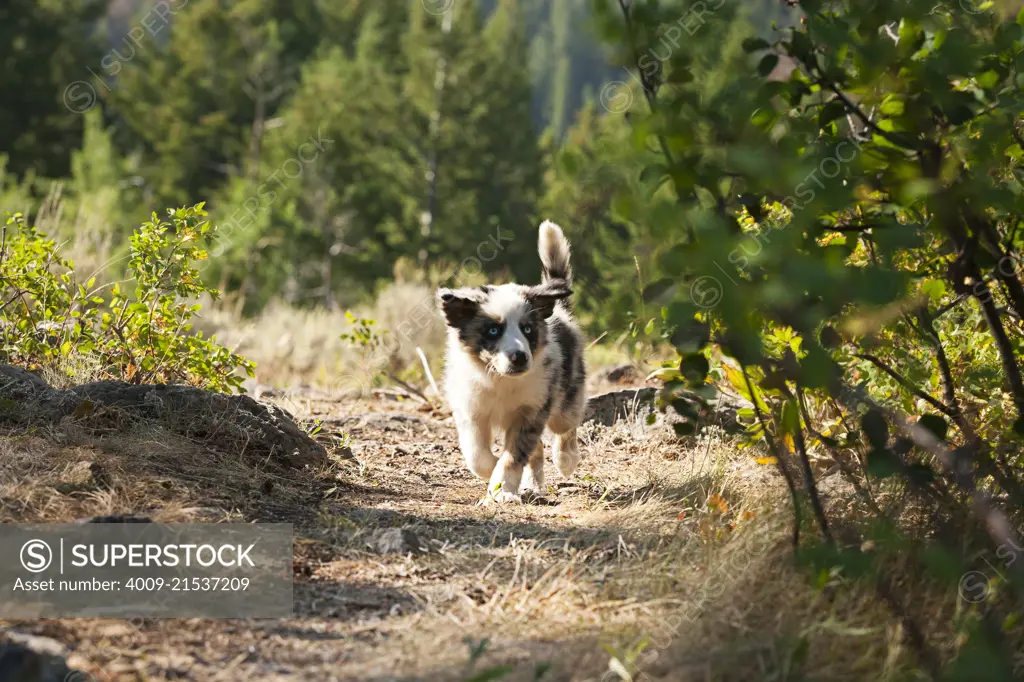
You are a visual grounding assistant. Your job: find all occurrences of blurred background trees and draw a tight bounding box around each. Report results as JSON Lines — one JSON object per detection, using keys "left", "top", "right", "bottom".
{"left": 0, "top": 0, "right": 810, "bottom": 322}
{"left": 0, "top": 0, "right": 602, "bottom": 316}
{"left": 3, "top": 0, "right": 1023, "bottom": 326}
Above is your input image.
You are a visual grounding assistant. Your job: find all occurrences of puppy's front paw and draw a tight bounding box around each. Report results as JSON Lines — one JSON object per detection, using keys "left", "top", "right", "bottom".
{"left": 482, "top": 489, "right": 523, "bottom": 505}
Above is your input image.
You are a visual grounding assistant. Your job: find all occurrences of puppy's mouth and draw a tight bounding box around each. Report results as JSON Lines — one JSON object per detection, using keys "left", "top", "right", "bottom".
{"left": 491, "top": 363, "right": 531, "bottom": 377}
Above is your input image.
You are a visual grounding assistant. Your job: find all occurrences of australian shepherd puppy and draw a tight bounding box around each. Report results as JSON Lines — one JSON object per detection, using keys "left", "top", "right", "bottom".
{"left": 436, "top": 221, "right": 587, "bottom": 503}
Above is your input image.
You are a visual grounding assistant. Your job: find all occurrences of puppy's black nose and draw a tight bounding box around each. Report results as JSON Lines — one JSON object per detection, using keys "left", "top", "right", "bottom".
{"left": 510, "top": 351, "right": 528, "bottom": 369}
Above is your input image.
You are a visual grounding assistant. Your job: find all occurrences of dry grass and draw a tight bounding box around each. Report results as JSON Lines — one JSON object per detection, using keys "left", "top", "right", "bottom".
{"left": 0, "top": 418, "right": 336, "bottom": 527}
{"left": 192, "top": 280, "right": 448, "bottom": 393}
{"left": 191, "top": 282, "right": 661, "bottom": 398}
{"left": 1, "top": 387, "right": 990, "bottom": 681}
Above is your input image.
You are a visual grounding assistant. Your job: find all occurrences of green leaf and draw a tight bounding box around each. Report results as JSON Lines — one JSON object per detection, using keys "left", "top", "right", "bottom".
{"left": 920, "top": 279, "right": 946, "bottom": 301}
{"left": 669, "top": 318, "right": 710, "bottom": 354}
{"left": 465, "top": 665, "right": 515, "bottom": 682}
{"left": 905, "top": 463, "right": 935, "bottom": 486}
{"left": 742, "top": 37, "right": 771, "bottom": 53}
{"left": 671, "top": 397, "right": 700, "bottom": 419}
{"left": 819, "top": 326, "right": 842, "bottom": 349}
{"left": 789, "top": 31, "right": 814, "bottom": 63}
{"left": 976, "top": 70, "right": 999, "bottom": 90}
{"left": 861, "top": 409, "right": 889, "bottom": 450}
{"left": 892, "top": 437, "right": 914, "bottom": 456}
{"left": 757, "top": 54, "right": 779, "bottom": 77}
{"left": 642, "top": 278, "right": 675, "bottom": 303}
{"left": 666, "top": 67, "right": 694, "bottom": 85}
{"left": 759, "top": 370, "right": 788, "bottom": 392}
{"left": 639, "top": 163, "right": 669, "bottom": 188}
{"left": 917, "top": 414, "right": 948, "bottom": 442}
{"left": 879, "top": 98, "right": 904, "bottom": 116}
{"left": 679, "top": 353, "right": 710, "bottom": 386}
{"left": 781, "top": 398, "right": 800, "bottom": 436}
{"left": 798, "top": 345, "right": 835, "bottom": 390}
{"left": 819, "top": 100, "right": 846, "bottom": 127}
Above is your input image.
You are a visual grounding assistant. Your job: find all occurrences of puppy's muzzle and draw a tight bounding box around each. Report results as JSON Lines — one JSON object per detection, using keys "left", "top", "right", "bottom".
{"left": 507, "top": 351, "right": 530, "bottom": 374}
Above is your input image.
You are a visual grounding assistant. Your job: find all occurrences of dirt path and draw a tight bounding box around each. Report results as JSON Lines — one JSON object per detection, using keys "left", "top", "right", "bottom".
{"left": 1, "top": 386, "right": 783, "bottom": 682}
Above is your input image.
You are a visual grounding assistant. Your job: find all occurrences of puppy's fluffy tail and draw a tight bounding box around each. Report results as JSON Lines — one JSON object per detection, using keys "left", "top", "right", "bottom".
{"left": 538, "top": 220, "right": 573, "bottom": 286}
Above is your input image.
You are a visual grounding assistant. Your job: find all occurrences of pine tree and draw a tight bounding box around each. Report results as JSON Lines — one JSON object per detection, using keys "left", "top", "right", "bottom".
{"left": 106, "top": 0, "right": 371, "bottom": 207}
{"left": 548, "top": 0, "right": 573, "bottom": 139}
{"left": 0, "top": 0, "right": 106, "bottom": 179}
{"left": 206, "top": 5, "right": 417, "bottom": 310}
{"left": 470, "top": 0, "right": 545, "bottom": 277}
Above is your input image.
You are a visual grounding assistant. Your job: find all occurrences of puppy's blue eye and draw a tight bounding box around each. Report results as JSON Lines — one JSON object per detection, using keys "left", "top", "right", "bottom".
{"left": 487, "top": 325, "right": 501, "bottom": 338}
{"left": 521, "top": 324, "right": 532, "bottom": 335}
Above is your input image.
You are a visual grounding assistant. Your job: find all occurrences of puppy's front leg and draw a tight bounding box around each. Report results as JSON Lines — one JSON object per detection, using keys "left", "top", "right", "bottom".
{"left": 455, "top": 411, "right": 496, "bottom": 480}
{"left": 488, "top": 411, "right": 547, "bottom": 503}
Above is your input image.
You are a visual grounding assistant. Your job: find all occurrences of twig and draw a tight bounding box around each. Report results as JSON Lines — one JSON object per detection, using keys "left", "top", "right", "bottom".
{"left": 780, "top": 384, "right": 833, "bottom": 543}
{"left": 585, "top": 330, "right": 609, "bottom": 350}
{"left": 819, "top": 79, "right": 919, "bottom": 153}
{"left": 853, "top": 353, "right": 957, "bottom": 418}
{"left": 0, "top": 291, "right": 21, "bottom": 314}
{"left": 796, "top": 385, "right": 882, "bottom": 516}
{"left": 907, "top": 310, "right": 973, "bottom": 438}
{"left": 876, "top": 577, "right": 942, "bottom": 678}
{"left": 416, "top": 346, "right": 441, "bottom": 398}
{"left": 384, "top": 371, "right": 432, "bottom": 407}
{"left": 899, "top": 311, "right": 1024, "bottom": 503}
{"left": 933, "top": 292, "right": 970, "bottom": 319}
{"left": 742, "top": 366, "right": 802, "bottom": 550}
{"left": 615, "top": 0, "right": 697, "bottom": 241}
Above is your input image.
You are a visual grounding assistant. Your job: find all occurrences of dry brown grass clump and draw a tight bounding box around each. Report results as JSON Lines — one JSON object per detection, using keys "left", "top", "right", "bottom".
{"left": 193, "top": 281, "right": 447, "bottom": 393}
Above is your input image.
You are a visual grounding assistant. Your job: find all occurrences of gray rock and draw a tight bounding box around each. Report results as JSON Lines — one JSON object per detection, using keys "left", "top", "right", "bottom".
{"left": 0, "top": 631, "right": 83, "bottom": 682}
{"left": 370, "top": 528, "right": 423, "bottom": 555}
{"left": 583, "top": 388, "right": 657, "bottom": 426}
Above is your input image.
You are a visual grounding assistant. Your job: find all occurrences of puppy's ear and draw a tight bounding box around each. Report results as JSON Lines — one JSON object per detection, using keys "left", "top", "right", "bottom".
{"left": 437, "top": 288, "right": 486, "bottom": 328}
{"left": 524, "top": 281, "right": 572, "bottom": 319}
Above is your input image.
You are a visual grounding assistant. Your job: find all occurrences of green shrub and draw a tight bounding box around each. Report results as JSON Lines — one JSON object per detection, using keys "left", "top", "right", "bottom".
{"left": 0, "top": 204, "right": 254, "bottom": 393}
{"left": 583, "top": 0, "right": 1024, "bottom": 677}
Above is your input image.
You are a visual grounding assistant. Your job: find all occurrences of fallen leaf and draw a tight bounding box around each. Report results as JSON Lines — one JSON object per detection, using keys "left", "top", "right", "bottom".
{"left": 72, "top": 399, "right": 95, "bottom": 419}
{"left": 707, "top": 493, "right": 729, "bottom": 514}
